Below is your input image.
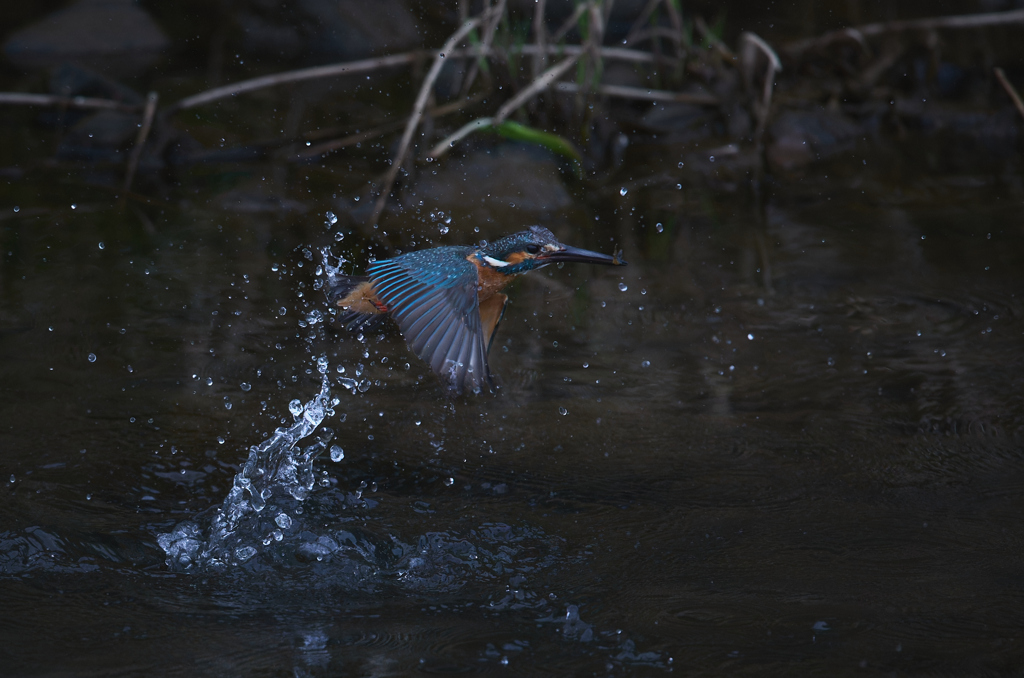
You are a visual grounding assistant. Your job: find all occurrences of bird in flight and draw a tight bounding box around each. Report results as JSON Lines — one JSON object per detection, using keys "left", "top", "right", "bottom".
{"left": 325, "top": 226, "right": 626, "bottom": 394}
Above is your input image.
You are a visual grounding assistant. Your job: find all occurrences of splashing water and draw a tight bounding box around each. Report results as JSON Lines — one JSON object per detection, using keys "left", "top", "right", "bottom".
{"left": 158, "top": 375, "right": 336, "bottom": 569}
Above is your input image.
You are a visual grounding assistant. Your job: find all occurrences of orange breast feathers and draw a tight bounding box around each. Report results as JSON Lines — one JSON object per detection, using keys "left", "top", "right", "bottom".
{"left": 470, "top": 253, "right": 521, "bottom": 300}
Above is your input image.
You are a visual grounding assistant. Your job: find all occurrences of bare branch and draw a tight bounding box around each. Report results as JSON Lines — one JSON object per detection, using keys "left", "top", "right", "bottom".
{"left": 122, "top": 92, "right": 159, "bottom": 195}
{"left": 551, "top": 3, "right": 589, "bottom": 42}
{"left": 555, "top": 81, "right": 718, "bottom": 105}
{"left": 994, "top": 67, "right": 1024, "bottom": 121}
{"left": 168, "top": 53, "right": 421, "bottom": 113}
{"left": 462, "top": 0, "right": 507, "bottom": 96}
{"left": 739, "top": 33, "right": 781, "bottom": 141}
{"left": 294, "top": 119, "right": 408, "bottom": 160}
{"left": 785, "top": 9, "right": 1024, "bottom": 59}
{"left": 532, "top": 0, "right": 549, "bottom": 79}
{"left": 519, "top": 43, "right": 656, "bottom": 64}
{"left": 293, "top": 95, "right": 483, "bottom": 161}
{"left": 495, "top": 53, "right": 580, "bottom": 125}
{"left": 0, "top": 92, "right": 140, "bottom": 112}
{"left": 427, "top": 117, "right": 495, "bottom": 160}
{"left": 626, "top": 0, "right": 664, "bottom": 45}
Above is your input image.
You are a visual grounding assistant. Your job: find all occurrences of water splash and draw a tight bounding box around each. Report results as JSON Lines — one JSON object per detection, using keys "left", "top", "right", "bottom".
{"left": 158, "top": 375, "right": 336, "bottom": 569}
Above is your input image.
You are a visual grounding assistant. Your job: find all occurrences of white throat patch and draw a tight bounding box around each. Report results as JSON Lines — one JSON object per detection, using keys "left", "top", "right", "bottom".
{"left": 482, "top": 255, "right": 511, "bottom": 268}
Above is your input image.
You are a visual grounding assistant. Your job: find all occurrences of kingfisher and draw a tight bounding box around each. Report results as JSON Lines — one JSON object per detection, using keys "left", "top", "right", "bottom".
{"left": 325, "top": 226, "right": 626, "bottom": 394}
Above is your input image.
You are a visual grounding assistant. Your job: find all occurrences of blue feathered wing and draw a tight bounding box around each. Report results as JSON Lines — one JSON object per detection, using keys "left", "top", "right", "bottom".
{"left": 366, "top": 247, "right": 491, "bottom": 394}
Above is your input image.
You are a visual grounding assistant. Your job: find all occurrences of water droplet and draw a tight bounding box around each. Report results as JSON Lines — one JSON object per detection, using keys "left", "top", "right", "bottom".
{"left": 85, "top": 493, "right": 92, "bottom": 500}
{"left": 217, "top": 436, "right": 225, "bottom": 444}
{"left": 677, "top": 161, "right": 684, "bottom": 168}
{"left": 289, "top": 399, "right": 303, "bottom": 418}
{"left": 271, "top": 263, "right": 279, "bottom": 272}
{"left": 205, "top": 377, "right": 213, "bottom": 386}
{"left": 71, "top": 203, "right": 77, "bottom": 210}
{"left": 87, "top": 352, "right": 97, "bottom": 363}
{"left": 655, "top": 222, "right": 664, "bottom": 233}
{"left": 747, "top": 333, "right": 754, "bottom": 340}
{"left": 827, "top": 357, "right": 835, "bottom": 367}
{"left": 443, "top": 477, "right": 454, "bottom": 486}
{"left": 224, "top": 400, "right": 232, "bottom": 410}
{"left": 330, "top": 445, "right": 345, "bottom": 462}
{"left": 641, "top": 360, "right": 651, "bottom": 368}
{"left": 618, "top": 283, "right": 628, "bottom": 292}
{"left": 13, "top": 206, "right": 20, "bottom": 213}
{"left": 559, "top": 407, "right": 568, "bottom": 416}
{"left": 278, "top": 307, "right": 287, "bottom": 316}
{"left": 325, "top": 211, "right": 338, "bottom": 227}
{"left": 619, "top": 187, "right": 628, "bottom": 196}
{"left": 317, "top": 356, "right": 329, "bottom": 374}
{"left": 240, "top": 382, "right": 251, "bottom": 392}
{"left": 582, "top": 362, "right": 589, "bottom": 368}
{"left": 9, "top": 474, "right": 14, "bottom": 483}
{"left": 98, "top": 241, "right": 105, "bottom": 250}
{"left": 275, "top": 512, "right": 292, "bottom": 529}
{"left": 709, "top": 156, "right": 715, "bottom": 162}
{"left": 235, "top": 546, "right": 257, "bottom": 562}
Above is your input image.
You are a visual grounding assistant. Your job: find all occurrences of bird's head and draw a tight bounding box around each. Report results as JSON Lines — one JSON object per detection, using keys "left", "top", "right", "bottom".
{"left": 477, "top": 225, "right": 626, "bottom": 275}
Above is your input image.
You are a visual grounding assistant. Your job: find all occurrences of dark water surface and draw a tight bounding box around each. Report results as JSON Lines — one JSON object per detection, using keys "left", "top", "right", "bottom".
{"left": 2, "top": 14, "right": 1024, "bottom": 672}
{"left": 2, "top": 132, "right": 1023, "bottom": 675}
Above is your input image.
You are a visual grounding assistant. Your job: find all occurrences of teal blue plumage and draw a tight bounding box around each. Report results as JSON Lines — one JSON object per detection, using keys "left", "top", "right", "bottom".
{"left": 327, "top": 226, "right": 625, "bottom": 395}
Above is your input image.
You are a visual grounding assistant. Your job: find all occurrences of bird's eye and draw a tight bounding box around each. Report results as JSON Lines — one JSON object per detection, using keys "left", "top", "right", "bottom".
{"left": 525, "top": 244, "right": 541, "bottom": 254}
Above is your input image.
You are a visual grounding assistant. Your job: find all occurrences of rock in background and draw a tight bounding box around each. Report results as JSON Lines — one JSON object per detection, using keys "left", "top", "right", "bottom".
{"left": 3, "top": 0, "right": 169, "bottom": 76}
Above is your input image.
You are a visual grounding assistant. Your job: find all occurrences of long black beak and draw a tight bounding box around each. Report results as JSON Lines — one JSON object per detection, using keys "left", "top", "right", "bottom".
{"left": 541, "top": 245, "right": 627, "bottom": 266}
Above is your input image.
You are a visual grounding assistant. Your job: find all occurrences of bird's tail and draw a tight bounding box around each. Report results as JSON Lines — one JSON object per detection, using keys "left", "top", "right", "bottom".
{"left": 325, "top": 274, "right": 389, "bottom": 333}
{"left": 325, "top": 273, "right": 367, "bottom": 307}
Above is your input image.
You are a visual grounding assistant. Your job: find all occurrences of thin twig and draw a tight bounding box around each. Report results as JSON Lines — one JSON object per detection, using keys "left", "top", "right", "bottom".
{"left": 552, "top": 4, "right": 589, "bottom": 42}
{"left": 626, "top": 0, "right": 664, "bottom": 45}
{"left": 371, "top": 14, "right": 490, "bottom": 225}
{"left": 532, "top": 0, "right": 549, "bottom": 79}
{"left": 122, "top": 91, "right": 159, "bottom": 195}
{"left": 495, "top": 53, "right": 580, "bottom": 125}
{"left": 518, "top": 43, "right": 656, "bottom": 64}
{"left": 462, "top": 0, "right": 506, "bottom": 96}
{"left": 786, "top": 9, "right": 1024, "bottom": 58}
{"left": 555, "top": 81, "right": 718, "bottom": 105}
{"left": 994, "top": 67, "right": 1024, "bottom": 121}
{"left": 739, "top": 33, "right": 781, "bottom": 140}
{"left": 293, "top": 94, "right": 484, "bottom": 160}
{"left": 626, "top": 27, "right": 686, "bottom": 47}
{"left": 427, "top": 117, "right": 495, "bottom": 159}
{"left": 168, "top": 53, "right": 421, "bottom": 112}
{"left": 294, "top": 119, "right": 408, "bottom": 160}
{"left": 661, "top": 0, "right": 686, "bottom": 55}
{"left": 0, "top": 92, "right": 141, "bottom": 112}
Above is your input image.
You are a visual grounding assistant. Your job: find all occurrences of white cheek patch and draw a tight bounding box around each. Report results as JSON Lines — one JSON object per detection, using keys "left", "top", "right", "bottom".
{"left": 483, "top": 255, "right": 511, "bottom": 268}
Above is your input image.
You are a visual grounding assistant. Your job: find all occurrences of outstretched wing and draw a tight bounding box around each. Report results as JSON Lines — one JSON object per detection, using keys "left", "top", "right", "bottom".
{"left": 366, "top": 248, "right": 490, "bottom": 394}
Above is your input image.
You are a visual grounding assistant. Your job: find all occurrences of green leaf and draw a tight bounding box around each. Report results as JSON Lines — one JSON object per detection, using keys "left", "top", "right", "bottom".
{"left": 493, "top": 121, "right": 583, "bottom": 178}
